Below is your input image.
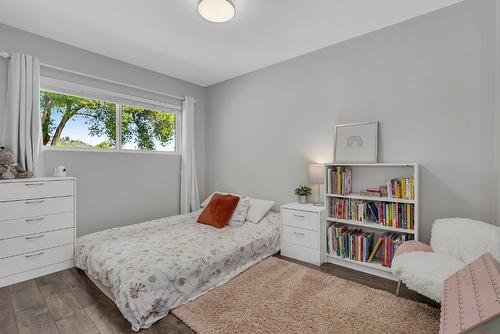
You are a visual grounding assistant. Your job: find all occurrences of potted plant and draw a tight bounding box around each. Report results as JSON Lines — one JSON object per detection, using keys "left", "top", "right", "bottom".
{"left": 294, "top": 185, "right": 312, "bottom": 204}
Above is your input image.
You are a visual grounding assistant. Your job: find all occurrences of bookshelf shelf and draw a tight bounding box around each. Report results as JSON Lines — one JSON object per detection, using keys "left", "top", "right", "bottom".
{"left": 326, "top": 193, "right": 415, "bottom": 204}
{"left": 323, "top": 162, "right": 419, "bottom": 280}
{"left": 326, "top": 253, "right": 391, "bottom": 272}
{"left": 326, "top": 217, "right": 415, "bottom": 234}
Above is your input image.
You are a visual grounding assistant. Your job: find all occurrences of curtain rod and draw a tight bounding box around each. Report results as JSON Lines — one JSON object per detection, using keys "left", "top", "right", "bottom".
{"left": 0, "top": 52, "right": 185, "bottom": 102}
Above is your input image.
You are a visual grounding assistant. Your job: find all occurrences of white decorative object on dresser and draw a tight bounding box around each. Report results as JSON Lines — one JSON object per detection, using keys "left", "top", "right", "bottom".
{"left": 0, "top": 177, "right": 76, "bottom": 287}
{"left": 280, "top": 203, "right": 325, "bottom": 265}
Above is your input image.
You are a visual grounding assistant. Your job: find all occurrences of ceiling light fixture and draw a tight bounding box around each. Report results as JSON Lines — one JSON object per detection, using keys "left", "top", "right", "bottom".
{"left": 198, "top": 0, "right": 235, "bottom": 23}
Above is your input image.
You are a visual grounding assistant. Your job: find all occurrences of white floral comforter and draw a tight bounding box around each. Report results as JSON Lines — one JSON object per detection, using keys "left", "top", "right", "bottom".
{"left": 75, "top": 210, "right": 281, "bottom": 331}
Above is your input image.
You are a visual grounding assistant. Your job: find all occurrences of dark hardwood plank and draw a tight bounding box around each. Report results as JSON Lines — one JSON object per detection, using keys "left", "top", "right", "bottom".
{"left": 83, "top": 302, "right": 133, "bottom": 334}
{"left": 65, "top": 269, "right": 113, "bottom": 310}
{"left": 0, "top": 287, "right": 19, "bottom": 334}
{"left": 36, "top": 270, "right": 100, "bottom": 334}
{"left": 42, "top": 291, "right": 99, "bottom": 334}
{"left": 15, "top": 304, "right": 59, "bottom": 334}
{"left": 9, "top": 280, "right": 46, "bottom": 313}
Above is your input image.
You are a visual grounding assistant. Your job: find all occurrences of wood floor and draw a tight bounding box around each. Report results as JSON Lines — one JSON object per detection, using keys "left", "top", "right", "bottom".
{"left": 0, "top": 256, "right": 438, "bottom": 334}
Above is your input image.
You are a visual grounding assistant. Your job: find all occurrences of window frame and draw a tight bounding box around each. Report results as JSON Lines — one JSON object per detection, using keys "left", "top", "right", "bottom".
{"left": 40, "top": 85, "right": 181, "bottom": 155}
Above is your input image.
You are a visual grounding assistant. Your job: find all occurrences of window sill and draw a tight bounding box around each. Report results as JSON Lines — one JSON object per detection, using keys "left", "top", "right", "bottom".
{"left": 43, "top": 146, "right": 180, "bottom": 156}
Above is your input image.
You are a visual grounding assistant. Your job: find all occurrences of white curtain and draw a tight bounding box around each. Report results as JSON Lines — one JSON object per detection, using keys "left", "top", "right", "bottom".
{"left": 180, "top": 96, "right": 200, "bottom": 213}
{"left": 1, "top": 53, "right": 43, "bottom": 176}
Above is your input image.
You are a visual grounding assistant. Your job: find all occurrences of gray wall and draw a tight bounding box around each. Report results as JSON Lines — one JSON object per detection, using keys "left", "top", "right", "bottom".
{"left": 205, "top": 0, "right": 497, "bottom": 242}
{"left": 496, "top": 0, "right": 500, "bottom": 224}
{"left": 0, "top": 24, "right": 206, "bottom": 236}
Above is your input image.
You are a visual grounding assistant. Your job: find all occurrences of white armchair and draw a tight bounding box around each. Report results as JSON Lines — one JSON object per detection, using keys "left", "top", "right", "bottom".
{"left": 391, "top": 218, "right": 500, "bottom": 302}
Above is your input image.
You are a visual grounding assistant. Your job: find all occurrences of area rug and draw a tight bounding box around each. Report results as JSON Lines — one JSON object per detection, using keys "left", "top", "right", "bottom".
{"left": 172, "top": 257, "right": 440, "bottom": 334}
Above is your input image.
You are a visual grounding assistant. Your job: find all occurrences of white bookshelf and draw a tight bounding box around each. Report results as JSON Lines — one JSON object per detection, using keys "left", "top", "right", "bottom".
{"left": 324, "top": 163, "right": 419, "bottom": 280}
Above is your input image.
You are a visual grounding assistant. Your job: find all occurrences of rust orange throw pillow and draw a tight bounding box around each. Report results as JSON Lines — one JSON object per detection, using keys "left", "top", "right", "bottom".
{"left": 198, "top": 193, "right": 240, "bottom": 229}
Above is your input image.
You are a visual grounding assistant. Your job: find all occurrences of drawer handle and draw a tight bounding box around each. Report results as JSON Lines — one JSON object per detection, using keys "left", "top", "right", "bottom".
{"left": 25, "top": 234, "right": 45, "bottom": 240}
{"left": 293, "top": 214, "right": 305, "bottom": 219}
{"left": 25, "top": 251, "right": 44, "bottom": 258}
{"left": 25, "top": 200, "right": 44, "bottom": 205}
{"left": 25, "top": 217, "right": 45, "bottom": 223}
{"left": 293, "top": 231, "right": 305, "bottom": 237}
{"left": 25, "top": 183, "right": 45, "bottom": 187}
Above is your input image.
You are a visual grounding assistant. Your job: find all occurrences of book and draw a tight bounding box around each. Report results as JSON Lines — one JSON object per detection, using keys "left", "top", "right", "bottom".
{"left": 360, "top": 190, "right": 382, "bottom": 197}
{"left": 367, "top": 237, "right": 383, "bottom": 263}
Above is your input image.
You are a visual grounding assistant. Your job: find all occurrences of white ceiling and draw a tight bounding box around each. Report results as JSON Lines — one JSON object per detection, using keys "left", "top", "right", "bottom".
{"left": 0, "top": 0, "right": 464, "bottom": 87}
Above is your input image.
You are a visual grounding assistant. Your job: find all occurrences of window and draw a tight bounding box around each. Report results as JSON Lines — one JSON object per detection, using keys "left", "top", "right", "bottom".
{"left": 121, "top": 106, "right": 176, "bottom": 151}
{"left": 40, "top": 90, "right": 178, "bottom": 152}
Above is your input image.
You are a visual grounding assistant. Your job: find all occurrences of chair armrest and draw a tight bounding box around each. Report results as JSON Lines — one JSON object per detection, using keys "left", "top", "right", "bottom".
{"left": 395, "top": 240, "right": 432, "bottom": 257}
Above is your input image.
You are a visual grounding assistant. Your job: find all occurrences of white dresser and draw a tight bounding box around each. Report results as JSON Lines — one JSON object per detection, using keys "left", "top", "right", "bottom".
{"left": 0, "top": 177, "right": 75, "bottom": 287}
{"left": 280, "top": 202, "right": 326, "bottom": 266}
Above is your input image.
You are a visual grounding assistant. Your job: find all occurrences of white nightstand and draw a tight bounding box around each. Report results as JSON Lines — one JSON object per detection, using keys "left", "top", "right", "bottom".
{"left": 280, "top": 203, "right": 325, "bottom": 266}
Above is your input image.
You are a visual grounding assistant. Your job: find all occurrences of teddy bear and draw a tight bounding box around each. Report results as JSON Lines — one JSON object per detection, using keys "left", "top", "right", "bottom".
{"left": 0, "top": 144, "right": 33, "bottom": 180}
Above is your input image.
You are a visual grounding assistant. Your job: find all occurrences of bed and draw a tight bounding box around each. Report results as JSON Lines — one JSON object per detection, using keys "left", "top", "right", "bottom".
{"left": 75, "top": 209, "right": 280, "bottom": 331}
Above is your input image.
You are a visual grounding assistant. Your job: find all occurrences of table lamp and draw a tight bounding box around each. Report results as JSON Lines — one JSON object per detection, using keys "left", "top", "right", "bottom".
{"left": 308, "top": 163, "right": 324, "bottom": 206}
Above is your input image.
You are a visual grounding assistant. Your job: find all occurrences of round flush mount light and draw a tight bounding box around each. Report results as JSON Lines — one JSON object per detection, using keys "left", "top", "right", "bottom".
{"left": 198, "top": 0, "right": 235, "bottom": 23}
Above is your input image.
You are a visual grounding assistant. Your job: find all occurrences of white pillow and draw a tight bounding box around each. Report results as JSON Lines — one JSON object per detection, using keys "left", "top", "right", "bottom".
{"left": 229, "top": 198, "right": 250, "bottom": 226}
{"left": 201, "top": 192, "right": 242, "bottom": 208}
{"left": 246, "top": 197, "right": 275, "bottom": 224}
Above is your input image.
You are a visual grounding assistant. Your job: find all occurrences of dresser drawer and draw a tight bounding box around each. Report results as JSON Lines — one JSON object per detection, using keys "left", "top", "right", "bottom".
{"left": 282, "top": 209, "right": 319, "bottom": 231}
{"left": 0, "top": 212, "right": 74, "bottom": 240}
{"left": 0, "top": 196, "right": 73, "bottom": 221}
{"left": 0, "top": 180, "right": 73, "bottom": 202}
{"left": 282, "top": 225, "right": 319, "bottom": 250}
{"left": 0, "top": 243, "right": 74, "bottom": 278}
{"left": 0, "top": 228, "right": 74, "bottom": 259}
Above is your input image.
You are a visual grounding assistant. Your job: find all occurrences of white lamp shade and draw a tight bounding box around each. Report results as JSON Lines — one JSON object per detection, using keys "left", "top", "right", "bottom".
{"left": 198, "top": 0, "right": 235, "bottom": 23}
{"left": 308, "top": 164, "right": 324, "bottom": 185}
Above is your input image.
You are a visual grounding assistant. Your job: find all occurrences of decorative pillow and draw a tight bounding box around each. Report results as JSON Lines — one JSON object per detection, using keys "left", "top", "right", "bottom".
{"left": 197, "top": 193, "right": 240, "bottom": 229}
{"left": 229, "top": 198, "right": 250, "bottom": 226}
{"left": 246, "top": 197, "right": 275, "bottom": 224}
{"left": 394, "top": 240, "right": 433, "bottom": 257}
{"left": 201, "top": 192, "right": 242, "bottom": 208}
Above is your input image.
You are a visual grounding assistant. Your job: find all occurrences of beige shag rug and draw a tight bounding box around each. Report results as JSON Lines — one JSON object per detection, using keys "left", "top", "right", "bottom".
{"left": 172, "top": 257, "right": 440, "bottom": 334}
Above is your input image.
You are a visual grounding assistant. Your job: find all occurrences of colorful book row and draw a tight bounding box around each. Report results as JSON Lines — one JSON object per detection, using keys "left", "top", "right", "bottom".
{"left": 327, "top": 167, "right": 352, "bottom": 195}
{"left": 327, "top": 224, "right": 374, "bottom": 262}
{"left": 330, "top": 198, "right": 366, "bottom": 221}
{"left": 378, "top": 232, "right": 414, "bottom": 267}
{"left": 388, "top": 177, "right": 415, "bottom": 200}
{"left": 376, "top": 202, "right": 414, "bottom": 230}
{"left": 329, "top": 198, "right": 414, "bottom": 230}
{"left": 327, "top": 224, "right": 414, "bottom": 267}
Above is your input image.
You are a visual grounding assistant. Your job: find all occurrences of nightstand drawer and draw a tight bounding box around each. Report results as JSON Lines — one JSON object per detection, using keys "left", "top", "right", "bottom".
{"left": 283, "top": 225, "right": 319, "bottom": 249}
{"left": 281, "top": 243, "right": 321, "bottom": 265}
{"left": 282, "top": 209, "right": 318, "bottom": 231}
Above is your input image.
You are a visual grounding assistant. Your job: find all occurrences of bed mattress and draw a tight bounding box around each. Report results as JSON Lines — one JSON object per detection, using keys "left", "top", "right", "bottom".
{"left": 75, "top": 210, "right": 280, "bottom": 331}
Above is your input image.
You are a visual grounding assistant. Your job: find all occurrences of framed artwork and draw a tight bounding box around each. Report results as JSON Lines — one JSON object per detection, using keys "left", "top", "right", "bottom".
{"left": 333, "top": 122, "right": 379, "bottom": 163}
